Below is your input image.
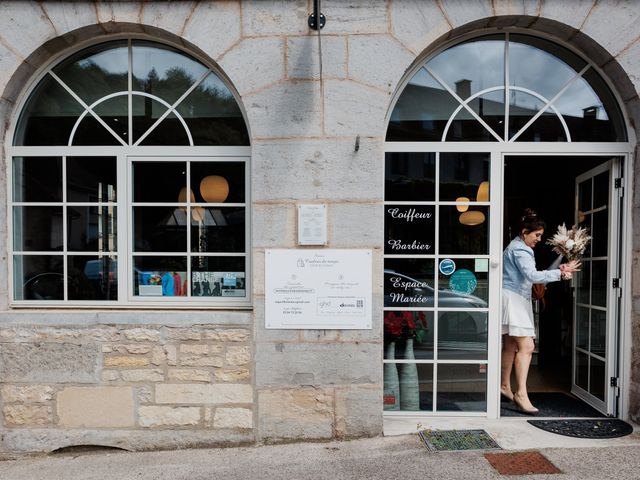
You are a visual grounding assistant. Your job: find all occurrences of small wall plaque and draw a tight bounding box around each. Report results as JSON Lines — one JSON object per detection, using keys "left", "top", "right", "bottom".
{"left": 297, "top": 204, "right": 327, "bottom": 246}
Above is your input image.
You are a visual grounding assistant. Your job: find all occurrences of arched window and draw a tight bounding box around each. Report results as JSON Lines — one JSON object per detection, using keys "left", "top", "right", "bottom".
{"left": 10, "top": 40, "right": 250, "bottom": 306}
{"left": 387, "top": 34, "right": 626, "bottom": 143}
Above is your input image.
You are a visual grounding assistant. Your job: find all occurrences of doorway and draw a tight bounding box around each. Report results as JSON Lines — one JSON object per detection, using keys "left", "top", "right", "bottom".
{"left": 502, "top": 155, "right": 623, "bottom": 417}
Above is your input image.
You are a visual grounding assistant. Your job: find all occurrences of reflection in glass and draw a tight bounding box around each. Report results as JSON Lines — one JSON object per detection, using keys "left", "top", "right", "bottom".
{"left": 576, "top": 306, "right": 589, "bottom": 350}
{"left": 66, "top": 157, "right": 117, "bottom": 203}
{"left": 385, "top": 205, "right": 435, "bottom": 255}
{"left": 439, "top": 153, "right": 489, "bottom": 201}
{"left": 509, "top": 91, "right": 566, "bottom": 141}
{"left": 384, "top": 259, "right": 435, "bottom": 308}
{"left": 591, "top": 260, "right": 607, "bottom": 307}
{"left": 384, "top": 311, "right": 433, "bottom": 360}
{"left": 13, "top": 206, "right": 63, "bottom": 251}
{"left": 590, "top": 309, "right": 606, "bottom": 357}
{"left": 14, "top": 255, "right": 64, "bottom": 300}
{"left": 385, "top": 152, "right": 435, "bottom": 201}
{"left": 191, "top": 256, "right": 246, "bottom": 297}
{"left": 436, "top": 364, "right": 486, "bottom": 412}
{"left": 93, "top": 95, "right": 128, "bottom": 141}
{"left": 133, "top": 207, "right": 187, "bottom": 252}
{"left": 54, "top": 41, "right": 128, "bottom": 106}
{"left": 132, "top": 41, "right": 208, "bottom": 106}
{"left": 190, "top": 162, "right": 245, "bottom": 204}
{"left": 15, "top": 74, "right": 86, "bottom": 146}
{"left": 463, "top": 90, "right": 505, "bottom": 140}
{"left": 590, "top": 357, "right": 605, "bottom": 401}
{"left": 190, "top": 207, "right": 245, "bottom": 253}
{"left": 439, "top": 206, "right": 489, "bottom": 255}
{"left": 427, "top": 36, "right": 504, "bottom": 100}
{"left": 139, "top": 111, "right": 191, "bottom": 146}
{"left": 438, "top": 312, "right": 488, "bottom": 360}
{"left": 132, "top": 162, "right": 186, "bottom": 203}
{"left": 438, "top": 258, "right": 488, "bottom": 306}
{"left": 72, "top": 114, "right": 123, "bottom": 146}
{"left": 132, "top": 95, "right": 175, "bottom": 144}
{"left": 68, "top": 255, "right": 117, "bottom": 300}
{"left": 133, "top": 256, "right": 187, "bottom": 297}
{"left": 176, "top": 73, "right": 250, "bottom": 146}
{"left": 68, "top": 206, "right": 117, "bottom": 252}
{"left": 575, "top": 351, "right": 589, "bottom": 391}
{"left": 13, "top": 157, "right": 62, "bottom": 202}
{"left": 445, "top": 110, "right": 499, "bottom": 142}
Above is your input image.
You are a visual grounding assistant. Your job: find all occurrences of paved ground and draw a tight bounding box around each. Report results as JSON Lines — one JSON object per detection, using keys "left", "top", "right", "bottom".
{"left": 2, "top": 433, "right": 640, "bottom": 480}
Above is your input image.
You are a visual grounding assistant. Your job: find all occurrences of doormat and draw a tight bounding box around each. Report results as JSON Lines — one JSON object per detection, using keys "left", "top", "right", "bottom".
{"left": 527, "top": 419, "right": 634, "bottom": 439}
{"left": 501, "top": 392, "right": 604, "bottom": 418}
{"left": 484, "top": 451, "right": 562, "bottom": 475}
{"left": 418, "top": 429, "right": 501, "bottom": 452}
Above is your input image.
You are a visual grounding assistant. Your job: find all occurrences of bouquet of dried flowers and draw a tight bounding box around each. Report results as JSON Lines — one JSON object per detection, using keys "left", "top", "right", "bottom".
{"left": 546, "top": 223, "right": 591, "bottom": 279}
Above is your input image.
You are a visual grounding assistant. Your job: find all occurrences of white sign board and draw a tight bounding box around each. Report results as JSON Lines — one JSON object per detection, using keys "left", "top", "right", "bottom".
{"left": 297, "top": 204, "right": 327, "bottom": 245}
{"left": 265, "top": 249, "right": 372, "bottom": 329}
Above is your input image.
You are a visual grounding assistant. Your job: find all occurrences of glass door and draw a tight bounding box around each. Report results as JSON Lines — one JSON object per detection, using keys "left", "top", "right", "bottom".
{"left": 572, "top": 159, "right": 621, "bottom": 415}
{"left": 383, "top": 151, "right": 498, "bottom": 415}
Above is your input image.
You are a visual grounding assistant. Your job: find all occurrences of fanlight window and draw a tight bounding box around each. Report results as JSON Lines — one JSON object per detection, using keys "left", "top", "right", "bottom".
{"left": 11, "top": 40, "right": 250, "bottom": 305}
{"left": 387, "top": 34, "right": 626, "bottom": 142}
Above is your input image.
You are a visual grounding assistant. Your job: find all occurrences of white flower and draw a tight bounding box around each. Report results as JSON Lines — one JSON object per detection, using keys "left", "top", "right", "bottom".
{"left": 566, "top": 239, "right": 575, "bottom": 250}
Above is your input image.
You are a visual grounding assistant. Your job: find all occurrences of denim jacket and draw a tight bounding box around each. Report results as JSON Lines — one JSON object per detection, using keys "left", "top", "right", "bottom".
{"left": 503, "top": 236, "right": 561, "bottom": 301}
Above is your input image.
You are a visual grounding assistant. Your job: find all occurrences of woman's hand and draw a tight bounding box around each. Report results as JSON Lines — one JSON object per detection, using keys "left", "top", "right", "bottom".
{"left": 560, "top": 260, "right": 581, "bottom": 280}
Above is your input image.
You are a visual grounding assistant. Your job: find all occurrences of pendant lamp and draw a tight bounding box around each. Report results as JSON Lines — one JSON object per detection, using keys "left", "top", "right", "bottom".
{"left": 456, "top": 197, "right": 470, "bottom": 212}
{"left": 200, "top": 175, "right": 229, "bottom": 203}
{"left": 459, "top": 210, "right": 485, "bottom": 226}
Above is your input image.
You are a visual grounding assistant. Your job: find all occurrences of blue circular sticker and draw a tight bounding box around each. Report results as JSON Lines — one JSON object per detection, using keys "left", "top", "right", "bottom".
{"left": 449, "top": 269, "right": 477, "bottom": 295}
{"left": 439, "top": 259, "right": 456, "bottom": 276}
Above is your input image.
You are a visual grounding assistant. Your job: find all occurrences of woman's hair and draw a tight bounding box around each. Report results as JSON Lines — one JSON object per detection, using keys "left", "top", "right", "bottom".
{"left": 519, "top": 208, "right": 546, "bottom": 234}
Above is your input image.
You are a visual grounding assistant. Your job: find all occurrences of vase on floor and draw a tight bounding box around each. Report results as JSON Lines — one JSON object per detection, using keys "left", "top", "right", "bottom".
{"left": 399, "top": 338, "right": 420, "bottom": 411}
{"left": 383, "top": 341, "right": 399, "bottom": 411}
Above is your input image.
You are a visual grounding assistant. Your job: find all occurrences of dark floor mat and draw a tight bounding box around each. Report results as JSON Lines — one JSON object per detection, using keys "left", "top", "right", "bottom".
{"left": 418, "top": 429, "right": 501, "bottom": 451}
{"left": 501, "top": 392, "right": 604, "bottom": 417}
{"left": 527, "top": 419, "right": 634, "bottom": 438}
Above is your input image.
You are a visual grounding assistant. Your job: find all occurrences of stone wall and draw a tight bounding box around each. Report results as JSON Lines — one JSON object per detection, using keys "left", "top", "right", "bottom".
{"left": 0, "top": 0, "right": 639, "bottom": 453}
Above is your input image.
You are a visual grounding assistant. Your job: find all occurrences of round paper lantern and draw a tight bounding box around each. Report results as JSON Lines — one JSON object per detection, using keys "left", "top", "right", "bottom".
{"left": 476, "top": 181, "right": 489, "bottom": 202}
{"left": 192, "top": 206, "right": 206, "bottom": 223}
{"left": 456, "top": 197, "right": 470, "bottom": 212}
{"left": 200, "top": 175, "right": 229, "bottom": 203}
{"left": 459, "top": 210, "right": 485, "bottom": 226}
{"left": 178, "top": 187, "right": 195, "bottom": 204}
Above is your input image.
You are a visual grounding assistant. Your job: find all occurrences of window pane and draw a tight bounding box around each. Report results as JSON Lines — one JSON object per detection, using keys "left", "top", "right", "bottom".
{"left": 578, "top": 179, "right": 592, "bottom": 212}
{"left": 13, "top": 157, "right": 62, "bottom": 202}
{"left": 445, "top": 111, "right": 499, "bottom": 142}
{"left": 384, "top": 312, "right": 433, "bottom": 360}
{"left": 385, "top": 205, "right": 435, "bottom": 255}
{"left": 385, "top": 152, "right": 435, "bottom": 202}
{"left": 138, "top": 112, "right": 191, "bottom": 146}
{"left": 68, "top": 255, "right": 117, "bottom": 300}
{"left": 68, "top": 206, "right": 117, "bottom": 252}
{"left": 190, "top": 207, "right": 245, "bottom": 253}
{"left": 439, "top": 205, "right": 489, "bottom": 255}
{"left": 14, "top": 255, "right": 63, "bottom": 300}
{"left": 465, "top": 91, "right": 504, "bottom": 140}
{"left": 591, "top": 260, "right": 607, "bottom": 307}
{"left": 593, "top": 171, "right": 609, "bottom": 209}
{"left": 190, "top": 162, "right": 245, "bottom": 204}
{"left": 132, "top": 95, "right": 174, "bottom": 144}
{"left": 14, "top": 73, "right": 85, "bottom": 146}
{"left": 133, "top": 207, "right": 187, "bottom": 252}
{"left": 93, "top": 96, "right": 128, "bottom": 142}
{"left": 576, "top": 260, "right": 591, "bottom": 305}
{"left": 575, "top": 351, "right": 588, "bottom": 391}
{"left": 134, "top": 256, "right": 187, "bottom": 297}
{"left": 384, "top": 259, "right": 435, "bottom": 308}
{"left": 439, "top": 153, "right": 489, "bottom": 201}
{"left": 72, "top": 114, "right": 123, "bottom": 146}
{"left": 132, "top": 42, "right": 208, "bottom": 106}
{"left": 386, "top": 68, "right": 460, "bottom": 142}
{"left": 132, "top": 162, "right": 186, "bottom": 203}
{"left": 590, "top": 357, "right": 605, "bottom": 401}
{"left": 175, "top": 73, "right": 250, "bottom": 146}
{"left": 427, "top": 36, "right": 504, "bottom": 100}
{"left": 191, "top": 256, "right": 246, "bottom": 297}
{"left": 53, "top": 41, "right": 128, "bottom": 106}
{"left": 13, "top": 206, "right": 63, "bottom": 251}
{"left": 438, "top": 258, "right": 488, "bottom": 306}
{"left": 384, "top": 363, "right": 433, "bottom": 412}
{"left": 592, "top": 209, "right": 608, "bottom": 257}
{"left": 67, "top": 157, "right": 117, "bottom": 202}
{"left": 590, "top": 309, "right": 606, "bottom": 357}
{"left": 509, "top": 91, "right": 567, "bottom": 141}
{"left": 576, "top": 306, "right": 589, "bottom": 350}
{"left": 436, "top": 364, "right": 487, "bottom": 412}
{"left": 438, "top": 312, "right": 488, "bottom": 360}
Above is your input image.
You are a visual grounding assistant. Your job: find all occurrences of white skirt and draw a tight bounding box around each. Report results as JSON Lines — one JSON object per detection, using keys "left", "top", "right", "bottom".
{"left": 501, "top": 289, "right": 535, "bottom": 337}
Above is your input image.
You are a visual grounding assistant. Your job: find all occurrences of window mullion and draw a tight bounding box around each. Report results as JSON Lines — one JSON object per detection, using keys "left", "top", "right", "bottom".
{"left": 62, "top": 155, "right": 68, "bottom": 301}
{"left": 117, "top": 152, "right": 129, "bottom": 302}
{"left": 128, "top": 39, "right": 133, "bottom": 146}
{"left": 504, "top": 32, "right": 510, "bottom": 142}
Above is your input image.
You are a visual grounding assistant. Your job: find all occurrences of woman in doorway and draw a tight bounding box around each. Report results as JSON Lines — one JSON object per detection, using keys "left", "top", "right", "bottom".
{"left": 501, "top": 209, "right": 580, "bottom": 414}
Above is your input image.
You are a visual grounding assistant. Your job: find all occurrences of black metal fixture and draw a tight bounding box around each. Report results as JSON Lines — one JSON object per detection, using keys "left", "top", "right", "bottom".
{"left": 308, "top": 0, "right": 325, "bottom": 30}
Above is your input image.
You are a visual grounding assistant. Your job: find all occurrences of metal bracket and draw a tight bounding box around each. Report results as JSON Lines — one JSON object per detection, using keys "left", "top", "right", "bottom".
{"left": 308, "top": 0, "right": 326, "bottom": 30}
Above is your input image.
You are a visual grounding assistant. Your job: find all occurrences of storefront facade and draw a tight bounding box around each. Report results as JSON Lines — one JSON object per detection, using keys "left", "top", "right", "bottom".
{"left": 0, "top": 1, "right": 638, "bottom": 453}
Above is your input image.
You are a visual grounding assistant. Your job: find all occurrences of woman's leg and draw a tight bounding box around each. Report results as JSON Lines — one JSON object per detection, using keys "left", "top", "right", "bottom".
{"left": 513, "top": 336, "right": 537, "bottom": 411}
{"left": 501, "top": 334, "right": 517, "bottom": 399}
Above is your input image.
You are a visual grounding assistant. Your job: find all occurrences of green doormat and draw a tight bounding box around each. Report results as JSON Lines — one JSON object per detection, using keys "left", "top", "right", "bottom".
{"left": 527, "top": 419, "right": 634, "bottom": 439}
{"left": 418, "top": 429, "right": 501, "bottom": 452}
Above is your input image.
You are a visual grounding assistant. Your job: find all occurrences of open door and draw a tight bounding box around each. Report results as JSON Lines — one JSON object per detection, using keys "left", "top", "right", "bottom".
{"left": 572, "top": 159, "right": 622, "bottom": 416}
